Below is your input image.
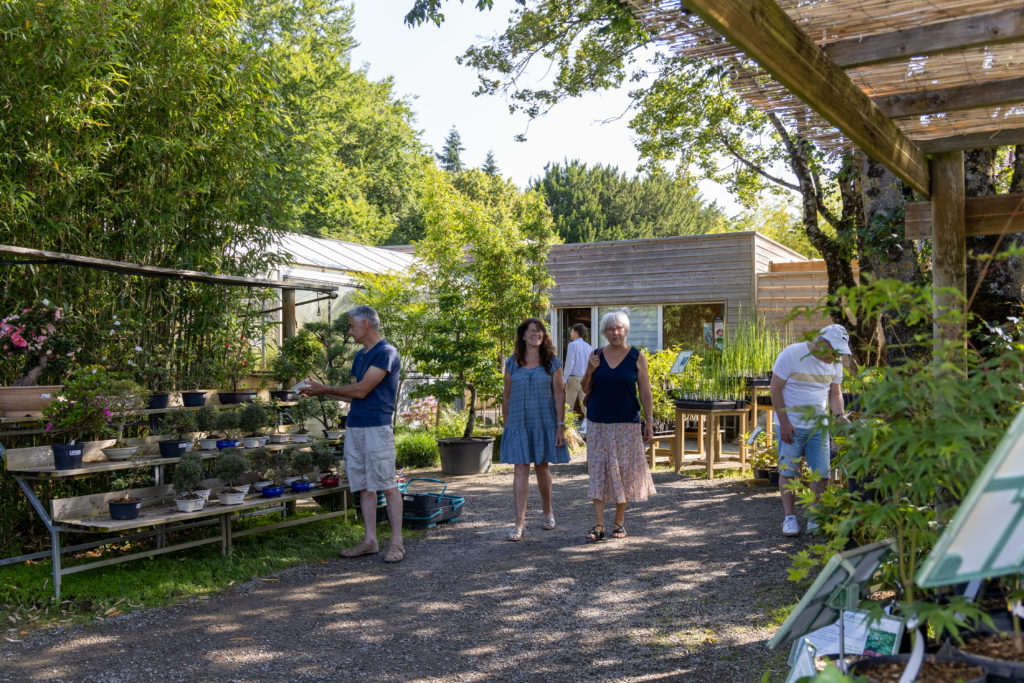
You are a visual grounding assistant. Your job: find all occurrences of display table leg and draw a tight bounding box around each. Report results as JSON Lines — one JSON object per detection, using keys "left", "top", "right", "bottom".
{"left": 673, "top": 408, "right": 684, "bottom": 474}
{"left": 739, "top": 411, "right": 748, "bottom": 471}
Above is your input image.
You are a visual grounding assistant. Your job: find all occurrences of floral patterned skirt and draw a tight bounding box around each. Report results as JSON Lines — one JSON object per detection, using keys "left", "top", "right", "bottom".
{"left": 586, "top": 421, "right": 656, "bottom": 504}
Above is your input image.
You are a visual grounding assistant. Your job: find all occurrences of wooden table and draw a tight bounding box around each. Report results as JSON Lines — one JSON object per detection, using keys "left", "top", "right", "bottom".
{"left": 672, "top": 403, "right": 749, "bottom": 477}
{"left": 748, "top": 384, "right": 774, "bottom": 442}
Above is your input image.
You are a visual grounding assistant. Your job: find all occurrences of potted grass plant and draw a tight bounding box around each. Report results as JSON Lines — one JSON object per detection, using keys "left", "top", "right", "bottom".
{"left": 172, "top": 451, "right": 208, "bottom": 512}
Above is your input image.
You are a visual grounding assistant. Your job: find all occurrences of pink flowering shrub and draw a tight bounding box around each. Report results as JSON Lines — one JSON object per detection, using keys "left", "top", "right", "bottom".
{"left": 42, "top": 365, "right": 115, "bottom": 444}
{"left": 400, "top": 396, "right": 438, "bottom": 431}
{"left": 0, "top": 299, "right": 76, "bottom": 386}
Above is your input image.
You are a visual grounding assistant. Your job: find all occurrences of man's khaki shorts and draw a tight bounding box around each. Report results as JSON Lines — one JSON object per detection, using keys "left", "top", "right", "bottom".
{"left": 344, "top": 425, "right": 398, "bottom": 492}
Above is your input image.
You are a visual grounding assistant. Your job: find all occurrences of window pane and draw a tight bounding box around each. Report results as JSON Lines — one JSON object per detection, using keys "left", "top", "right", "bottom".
{"left": 663, "top": 303, "right": 725, "bottom": 349}
{"left": 597, "top": 306, "right": 658, "bottom": 350}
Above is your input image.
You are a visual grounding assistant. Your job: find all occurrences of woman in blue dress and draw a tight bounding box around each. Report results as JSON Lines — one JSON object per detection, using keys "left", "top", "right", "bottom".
{"left": 501, "top": 317, "right": 571, "bottom": 541}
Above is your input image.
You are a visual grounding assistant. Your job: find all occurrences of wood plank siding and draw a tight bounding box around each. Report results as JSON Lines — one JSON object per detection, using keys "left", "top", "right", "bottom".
{"left": 546, "top": 233, "right": 808, "bottom": 345}
{"left": 756, "top": 259, "right": 860, "bottom": 339}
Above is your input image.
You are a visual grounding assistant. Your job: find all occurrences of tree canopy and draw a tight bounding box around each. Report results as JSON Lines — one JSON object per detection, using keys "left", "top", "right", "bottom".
{"left": 532, "top": 160, "right": 729, "bottom": 243}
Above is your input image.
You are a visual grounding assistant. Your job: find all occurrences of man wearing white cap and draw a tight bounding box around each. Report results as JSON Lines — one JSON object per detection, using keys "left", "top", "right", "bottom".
{"left": 769, "top": 324, "right": 851, "bottom": 536}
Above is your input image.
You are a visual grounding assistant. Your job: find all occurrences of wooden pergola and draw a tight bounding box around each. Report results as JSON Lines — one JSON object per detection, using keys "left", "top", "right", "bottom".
{"left": 628, "top": 0, "right": 1024, "bottom": 337}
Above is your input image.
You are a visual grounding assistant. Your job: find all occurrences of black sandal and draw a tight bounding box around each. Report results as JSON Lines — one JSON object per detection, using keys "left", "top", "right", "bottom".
{"left": 612, "top": 523, "right": 627, "bottom": 539}
{"left": 586, "top": 525, "right": 605, "bottom": 542}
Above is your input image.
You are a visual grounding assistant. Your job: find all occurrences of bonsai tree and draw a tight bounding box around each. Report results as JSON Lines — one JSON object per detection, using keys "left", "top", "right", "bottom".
{"left": 42, "top": 364, "right": 115, "bottom": 444}
{"left": 213, "top": 409, "right": 240, "bottom": 440}
{"left": 290, "top": 397, "right": 319, "bottom": 435}
{"left": 289, "top": 448, "right": 316, "bottom": 483}
{"left": 266, "top": 448, "right": 292, "bottom": 485}
{"left": 213, "top": 448, "right": 250, "bottom": 492}
{"left": 172, "top": 452, "right": 207, "bottom": 499}
{"left": 311, "top": 441, "right": 339, "bottom": 475}
{"left": 306, "top": 395, "right": 342, "bottom": 432}
{"left": 270, "top": 329, "right": 325, "bottom": 388}
{"left": 159, "top": 408, "right": 197, "bottom": 441}
{"left": 102, "top": 375, "right": 149, "bottom": 446}
{"left": 194, "top": 404, "right": 217, "bottom": 436}
{"left": 248, "top": 446, "right": 272, "bottom": 483}
{"left": 113, "top": 447, "right": 148, "bottom": 504}
{"left": 238, "top": 399, "right": 271, "bottom": 438}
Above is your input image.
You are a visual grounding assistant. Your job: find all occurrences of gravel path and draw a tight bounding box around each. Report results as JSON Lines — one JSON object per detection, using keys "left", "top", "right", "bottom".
{"left": 0, "top": 454, "right": 809, "bottom": 682}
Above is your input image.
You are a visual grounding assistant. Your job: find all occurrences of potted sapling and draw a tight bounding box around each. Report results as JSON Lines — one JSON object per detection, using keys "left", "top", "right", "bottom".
{"left": 100, "top": 376, "right": 149, "bottom": 461}
{"left": 307, "top": 396, "right": 343, "bottom": 439}
{"left": 195, "top": 404, "right": 220, "bottom": 451}
{"left": 238, "top": 399, "right": 271, "bottom": 449}
{"left": 269, "top": 329, "right": 325, "bottom": 401}
{"left": 288, "top": 448, "right": 316, "bottom": 492}
{"left": 248, "top": 446, "right": 274, "bottom": 492}
{"left": 157, "top": 408, "right": 196, "bottom": 458}
{"left": 172, "top": 451, "right": 208, "bottom": 512}
{"left": 214, "top": 409, "right": 240, "bottom": 450}
{"left": 289, "top": 397, "right": 317, "bottom": 443}
{"left": 268, "top": 399, "right": 290, "bottom": 444}
{"left": 213, "top": 448, "right": 250, "bottom": 504}
{"left": 108, "top": 447, "right": 148, "bottom": 520}
{"left": 312, "top": 441, "right": 341, "bottom": 487}
{"left": 260, "top": 449, "right": 291, "bottom": 498}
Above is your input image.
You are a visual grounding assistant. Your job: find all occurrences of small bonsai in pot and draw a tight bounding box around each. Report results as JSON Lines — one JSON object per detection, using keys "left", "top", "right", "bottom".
{"left": 306, "top": 395, "right": 343, "bottom": 438}
{"left": 157, "top": 408, "right": 197, "bottom": 458}
{"left": 270, "top": 330, "right": 325, "bottom": 399}
{"left": 109, "top": 447, "right": 148, "bottom": 520}
{"left": 194, "top": 404, "right": 219, "bottom": 450}
{"left": 238, "top": 399, "right": 272, "bottom": 447}
{"left": 288, "top": 448, "right": 316, "bottom": 491}
{"left": 213, "top": 448, "right": 250, "bottom": 503}
{"left": 214, "top": 409, "right": 241, "bottom": 447}
{"left": 312, "top": 441, "right": 341, "bottom": 486}
{"left": 100, "top": 375, "right": 150, "bottom": 461}
{"left": 289, "top": 397, "right": 321, "bottom": 442}
{"left": 172, "top": 451, "right": 208, "bottom": 512}
{"left": 259, "top": 448, "right": 292, "bottom": 497}
{"left": 248, "top": 446, "right": 273, "bottom": 490}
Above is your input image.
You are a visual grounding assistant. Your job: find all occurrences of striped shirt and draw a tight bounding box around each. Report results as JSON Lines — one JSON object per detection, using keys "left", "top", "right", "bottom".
{"left": 772, "top": 342, "right": 843, "bottom": 429}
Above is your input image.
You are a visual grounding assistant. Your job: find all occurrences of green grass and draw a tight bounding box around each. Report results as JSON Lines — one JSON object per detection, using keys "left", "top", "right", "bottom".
{"left": 0, "top": 508, "right": 420, "bottom": 636}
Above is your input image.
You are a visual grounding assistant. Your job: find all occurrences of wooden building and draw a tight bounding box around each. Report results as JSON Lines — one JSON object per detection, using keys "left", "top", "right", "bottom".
{"left": 545, "top": 232, "right": 815, "bottom": 353}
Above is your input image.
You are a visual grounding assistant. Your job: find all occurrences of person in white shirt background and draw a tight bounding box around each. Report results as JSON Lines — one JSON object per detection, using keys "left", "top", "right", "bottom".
{"left": 562, "top": 323, "right": 593, "bottom": 431}
{"left": 769, "top": 324, "right": 851, "bottom": 537}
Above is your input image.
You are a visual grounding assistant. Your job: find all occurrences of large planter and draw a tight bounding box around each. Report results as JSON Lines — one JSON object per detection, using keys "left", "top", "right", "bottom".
{"left": 438, "top": 437, "right": 495, "bottom": 475}
{"left": 674, "top": 398, "right": 740, "bottom": 411}
{"left": 175, "top": 495, "right": 205, "bottom": 513}
{"left": 108, "top": 498, "right": 141, "bottom": 520}
{"left": 291, "top": 480, "right": 312, "bottom": 493}
{"left": 181, "top": 391, "right": 207, "bottom": 407}
{"left": 147, "top": 393, "right": 170, "bottom": 410}
{"left": 850, "top": 654, "right": 985, "bottom": 683}
{"left": 269, "top": 390, "right": 297, "bottom": 402}
{"left": 51, "top": 443, "right": 84, "bottom": 470}
{"left": 158, "top": 439, "right": 191, "bottom": 458}
{"left": 217, "top": 391, "right": 257, "bottom": 405}
{"left": 217, "top": 488, "right": 246, "bottom": 505}
{"left": 0, "top": 385, "right": 61, "bottom": 417}
{"left": 949, "top": 633, "right": 1024, "bottom": 682}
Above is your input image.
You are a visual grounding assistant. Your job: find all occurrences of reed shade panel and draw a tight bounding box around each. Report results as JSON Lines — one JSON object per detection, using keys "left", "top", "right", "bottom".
{"left": 626, "top": 0, "right": 1024, "bottom": 153}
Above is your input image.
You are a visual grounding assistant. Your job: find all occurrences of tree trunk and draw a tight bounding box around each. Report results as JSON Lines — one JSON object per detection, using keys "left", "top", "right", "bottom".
{"left": 859, "top": 156, "right": 928, "bottom": 364}
{"left": 463, "top": 383, "right": 477, "bottom": 438}
{"left": 964, "top": 148, "right": 1024, "bottom": 333}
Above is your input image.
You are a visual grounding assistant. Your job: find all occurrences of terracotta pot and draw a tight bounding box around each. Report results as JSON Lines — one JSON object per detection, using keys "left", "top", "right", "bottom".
{"left": 0, "top": 385, "right": 61, "bottom": 417}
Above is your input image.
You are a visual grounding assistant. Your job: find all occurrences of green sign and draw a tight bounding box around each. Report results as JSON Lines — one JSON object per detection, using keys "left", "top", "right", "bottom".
{"left": 917, "top": 404, "right": 1024, "bottom": 587}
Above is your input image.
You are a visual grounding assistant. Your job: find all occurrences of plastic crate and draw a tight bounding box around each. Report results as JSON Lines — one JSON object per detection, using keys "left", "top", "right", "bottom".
{"left": 401, "top": 478, "right": 466, "bottom": 529}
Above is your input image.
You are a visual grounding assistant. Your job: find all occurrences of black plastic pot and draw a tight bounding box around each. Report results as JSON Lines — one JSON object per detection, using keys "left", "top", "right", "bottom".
{"left": 745, "top": 375, "right": 771, "bottom": 387}
{"left": 158, "top": 439, "right": 190, "bottom": 458}
{"left": 269, "top": 390, "right": 297, "bottom": 402}
{"left": 438, "top": 437, "right": 495, "bottom": 475}
{"left": 674, "top": 398, "right": 740, "bottom": 411}
{"left": 147, "top": 393, "right": 170, "bottom": 410}
{"left": 108, "top": 498, "right": 141, "bottom": 520}
{"left": 218, "top": 391, "right": 257, "bottom": 405}
{"left": 949, "top": 633, "right": 1024, "bottom": 682}
{"left": 753, "top": 467, "right": 776, "bottom": 480}
{"left": 850, "top": 654, "right": 986, "bottom": 683}
{"left": 51, "top": 443, "right": 84, "bottom": 470}
{"left": 768, "top": 469, "right": 780, "bottom": 487}
{"left": 181, "top": 391, "right": 207, "bottom": 407}
{"left": 757, "top": 395, "right": 772, "bottom": 406}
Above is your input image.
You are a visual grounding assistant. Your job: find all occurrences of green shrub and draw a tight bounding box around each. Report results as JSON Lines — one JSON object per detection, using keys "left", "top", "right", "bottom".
{"left": 395, "top": 432, "right": 439, "bottom": 469}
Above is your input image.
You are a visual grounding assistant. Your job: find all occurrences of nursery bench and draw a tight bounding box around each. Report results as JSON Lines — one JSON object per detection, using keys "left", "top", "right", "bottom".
{"left": 1, "top": 439, "right": 347, "bottom": 598}
{"left": 672, "top": 406, "right": 748, "bottom": 477}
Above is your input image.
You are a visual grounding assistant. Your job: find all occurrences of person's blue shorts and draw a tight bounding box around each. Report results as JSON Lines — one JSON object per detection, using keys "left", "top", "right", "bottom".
{"left": 777, "top": 426, "right": 829, "bottom": 478}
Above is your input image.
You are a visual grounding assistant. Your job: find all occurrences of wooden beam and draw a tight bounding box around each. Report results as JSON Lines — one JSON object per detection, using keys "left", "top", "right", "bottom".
{"left": 930, "top": 152, "right": 966, "bottom": 344}
{"left": 905, "top": 194, "right": 1024, "bottom": 240}
{"left": 681, "top": 0, "right": 930, "bottom": 198}
{"left": 917, "top": 128, "right": 1024, "bottom": 154}
{"left": 0, "top": 244, "right": 337, "bottom": 294}
{"left": 824, "top": 8, "right": 1024, "bottom": 68}
{"left": 874, "top": 77, "right": 1024, "bottom": 118}
{"left": 282, "top": 290, "right": 296, "bottom": 341}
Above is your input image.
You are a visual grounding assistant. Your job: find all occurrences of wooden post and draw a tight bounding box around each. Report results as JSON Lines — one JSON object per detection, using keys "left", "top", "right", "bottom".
{"left": 930, "top": 151, "right": 966, "bottom": 346}
{"left": 282, "top": 290, "right": 296, "bottom": 341}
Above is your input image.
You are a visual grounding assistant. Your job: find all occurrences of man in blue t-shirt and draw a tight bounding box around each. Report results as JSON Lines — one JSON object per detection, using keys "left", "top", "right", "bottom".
{"left": 301, "top": 305, "right": 404, "bottom": 563}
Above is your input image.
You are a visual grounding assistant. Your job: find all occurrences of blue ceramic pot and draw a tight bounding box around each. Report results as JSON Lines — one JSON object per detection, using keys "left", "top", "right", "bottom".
{"left": 291, "top": 480, "right": 312, "bottom": 493}
{"left": 261, "top": 485, "right": 285, "bottom": 498}
{"left": 216, "top": 439, "right": 239, "bottom": 450}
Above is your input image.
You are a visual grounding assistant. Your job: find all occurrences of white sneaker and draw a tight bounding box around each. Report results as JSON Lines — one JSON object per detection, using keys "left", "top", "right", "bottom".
{"left": 806, "top": 519, "right": 820, "bottom": 534}
{"left": 782, "top": 515, "right": 800, "bottom": 536}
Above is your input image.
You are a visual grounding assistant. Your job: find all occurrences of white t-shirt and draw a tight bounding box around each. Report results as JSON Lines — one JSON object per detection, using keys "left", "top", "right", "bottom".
{"left": 772, "top": 342, "right": 843, "bottom": 429}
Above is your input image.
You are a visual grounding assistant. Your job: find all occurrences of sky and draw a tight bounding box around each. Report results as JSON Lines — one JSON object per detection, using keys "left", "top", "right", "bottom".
{"left": 349, "top": 1, "right": 741, "bottom": 215}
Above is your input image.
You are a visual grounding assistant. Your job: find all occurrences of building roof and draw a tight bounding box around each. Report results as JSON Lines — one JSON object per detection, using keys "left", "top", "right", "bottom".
{"left": 274, "top": 233, "right": 414, "bottom": 275}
